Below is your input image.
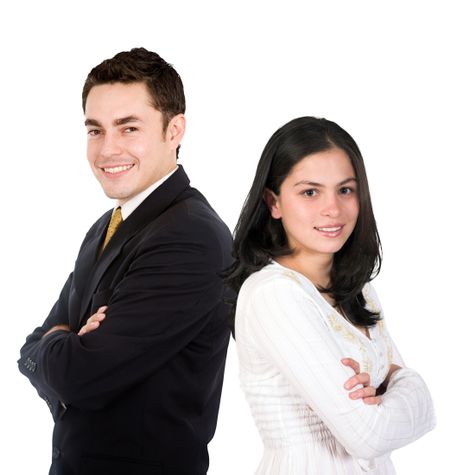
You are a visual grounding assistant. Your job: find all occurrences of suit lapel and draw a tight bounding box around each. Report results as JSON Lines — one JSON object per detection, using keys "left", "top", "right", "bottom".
{"left": 78, "top": 166, "right": 191, "bottom": 325}
{"left": 72, "top": 211, "right": 110, "bottom": 298}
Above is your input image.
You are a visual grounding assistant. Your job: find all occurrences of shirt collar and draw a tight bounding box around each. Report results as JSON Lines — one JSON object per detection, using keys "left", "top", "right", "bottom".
{"left": 116, "top": 166, "right": 179, "bottom": 220}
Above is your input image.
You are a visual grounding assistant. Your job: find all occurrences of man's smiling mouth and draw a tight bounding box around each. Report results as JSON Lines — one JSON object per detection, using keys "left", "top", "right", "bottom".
{"left": 102, "top": 164, "right": 134, "bottom": 174}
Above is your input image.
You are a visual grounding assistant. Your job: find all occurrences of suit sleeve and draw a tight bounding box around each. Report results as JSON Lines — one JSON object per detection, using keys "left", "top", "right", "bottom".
{"left": 18, "top": 221, "right": 227, "bottom": 411}
{"left": 18, "top": 273, "right": 73, "bottom": 419}
{"left": 237, "top": 276, "right": 436, "bottom": 462}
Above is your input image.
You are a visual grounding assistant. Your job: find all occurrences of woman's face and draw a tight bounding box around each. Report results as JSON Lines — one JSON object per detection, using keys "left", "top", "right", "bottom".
{"left": 267, "top": 147, "right": 359, "bottom": 259}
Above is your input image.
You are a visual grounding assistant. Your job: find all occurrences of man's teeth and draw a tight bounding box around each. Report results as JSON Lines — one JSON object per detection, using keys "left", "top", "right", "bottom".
{"left": 104, "top": 165, "right": 133, "bottom": 174}
{"left": 317, "top": 227, "right": 342, "bottom": 232}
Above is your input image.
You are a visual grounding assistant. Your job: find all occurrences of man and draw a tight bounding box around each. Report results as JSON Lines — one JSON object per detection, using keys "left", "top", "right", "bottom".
{"left": 18, "top": 48, "right": 232, "bottom": 475}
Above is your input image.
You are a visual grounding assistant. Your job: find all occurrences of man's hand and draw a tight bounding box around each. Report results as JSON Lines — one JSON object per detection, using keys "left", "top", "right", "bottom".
{"left": 341, "top": 357, "right": 381, "bottom": 405}
{"left": 78, "top": 306, "right": 107, "bottom": 336}
{"left": 43, "top": 324, "right": 70, "bottom": 337}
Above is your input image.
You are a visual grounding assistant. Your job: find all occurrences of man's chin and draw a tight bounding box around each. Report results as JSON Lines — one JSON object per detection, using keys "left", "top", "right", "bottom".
{"left": 102, "top": 188, "right": 131, "bottom": 203}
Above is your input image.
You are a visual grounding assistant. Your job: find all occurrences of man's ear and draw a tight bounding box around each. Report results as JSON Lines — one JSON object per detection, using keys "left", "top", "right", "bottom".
{"left": 263, "top": 188, "right": 282, "bottom": 219}
{"left": 165, "top": 113, "right": 186, "bottom": 151}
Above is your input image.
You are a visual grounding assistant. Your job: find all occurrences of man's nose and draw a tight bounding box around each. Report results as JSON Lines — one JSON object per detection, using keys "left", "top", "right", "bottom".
{"left": 100, "top": 132, "right": 122, "bottom": 158}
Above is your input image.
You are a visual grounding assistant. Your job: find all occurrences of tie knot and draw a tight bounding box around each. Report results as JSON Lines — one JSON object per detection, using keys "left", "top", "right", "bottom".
{"left": 102, "top": 207, "right": 123, "bottom": 251}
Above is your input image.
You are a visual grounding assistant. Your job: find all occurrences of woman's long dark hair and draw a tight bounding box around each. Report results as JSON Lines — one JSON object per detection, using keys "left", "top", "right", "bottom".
{"left": 227, "top": 117, "right": 382, "bottom": 330}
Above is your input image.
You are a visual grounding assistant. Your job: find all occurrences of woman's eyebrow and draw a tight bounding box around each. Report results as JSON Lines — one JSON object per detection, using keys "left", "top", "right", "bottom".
{"left": 293, "top": 177, "right": 357, "bottom": 187}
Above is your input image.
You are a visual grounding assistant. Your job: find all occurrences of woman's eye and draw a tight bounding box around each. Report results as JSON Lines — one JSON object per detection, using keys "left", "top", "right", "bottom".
{"left": 339, "top": 186, "right": 354, "bottom": 195}
{"left": 302, "top": 189, "right": 317, "bottom": 197}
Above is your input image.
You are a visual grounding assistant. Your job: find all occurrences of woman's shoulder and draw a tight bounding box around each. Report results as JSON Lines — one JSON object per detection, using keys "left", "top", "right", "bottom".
{"left": 235, "top": 263, "right": 335, "bottom": 342}
{"left": 361, "top": 281, "right": 384, "bottom": 316}
{"left": 238, "top": 261, "right": 318, "bottom": 304}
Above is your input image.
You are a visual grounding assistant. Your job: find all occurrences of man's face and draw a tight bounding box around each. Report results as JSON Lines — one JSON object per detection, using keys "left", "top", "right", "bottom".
{"left": 85, "top": 82, "right": 184, "bottom": 204}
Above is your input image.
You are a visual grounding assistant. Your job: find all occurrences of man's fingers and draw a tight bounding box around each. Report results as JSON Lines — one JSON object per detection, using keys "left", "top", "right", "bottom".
{"left": 78, "top": 321, "right": 100, "bottom": 336}
{"left": 341, "top": 358, "right": 360, "bottom": 374}
{"left": 78, "top": 311, "right": 106, "bottom": 336}
{"left": 92, "top": 313, "right": 106, "bottom": 323}
{"left": 87, "top": 312, "right": 106, "bottom": 325}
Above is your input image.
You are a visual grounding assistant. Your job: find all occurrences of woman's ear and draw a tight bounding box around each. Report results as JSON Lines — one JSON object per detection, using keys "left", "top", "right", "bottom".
{"left": 264, "top": 188, "right": 282, "bottom": 219}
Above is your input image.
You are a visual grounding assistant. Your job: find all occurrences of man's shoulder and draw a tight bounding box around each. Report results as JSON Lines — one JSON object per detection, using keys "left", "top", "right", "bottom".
{"left": 133, "top": 188, "right": 232, "bottom": 269}
{"left": 159, "top": 186, "right": 231, "bottom": 240}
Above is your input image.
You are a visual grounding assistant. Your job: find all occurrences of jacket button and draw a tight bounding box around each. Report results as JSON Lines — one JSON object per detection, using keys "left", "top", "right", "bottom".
{"left": 52, "top": 447, "right": 61, "bottom": 460}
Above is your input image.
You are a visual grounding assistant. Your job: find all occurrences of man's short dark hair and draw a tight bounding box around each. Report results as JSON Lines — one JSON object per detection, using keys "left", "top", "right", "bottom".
{"left": 82, "top": 47, "right": 186, "bottom": 132}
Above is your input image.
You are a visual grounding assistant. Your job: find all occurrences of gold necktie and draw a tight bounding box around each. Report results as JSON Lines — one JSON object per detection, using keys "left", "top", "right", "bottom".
{"left": 102, "top": 207, "right": 123, "bottom": 251}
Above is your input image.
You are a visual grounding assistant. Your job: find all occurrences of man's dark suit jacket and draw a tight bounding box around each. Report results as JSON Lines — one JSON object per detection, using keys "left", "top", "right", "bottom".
{"left": 18, "top": 166, "right": 233, "bottom": 475}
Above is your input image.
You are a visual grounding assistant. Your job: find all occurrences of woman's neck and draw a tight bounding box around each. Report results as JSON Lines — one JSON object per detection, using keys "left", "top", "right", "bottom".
{"left": 276, "top": 251, "right": 333, "bottom": 289}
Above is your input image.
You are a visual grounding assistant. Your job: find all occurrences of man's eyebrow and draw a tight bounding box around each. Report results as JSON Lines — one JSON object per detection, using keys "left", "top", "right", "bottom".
{"left": 114, "top": 115, "right": 141, "bottom": 126}
{"left": 84, "top": 118, "right": 101, "bottom": 127}
{"left": 293, "top": 177, "right": 357, "bottom": 187}
{"left": 84, "top": 116, "right": 142, "bottom": 127}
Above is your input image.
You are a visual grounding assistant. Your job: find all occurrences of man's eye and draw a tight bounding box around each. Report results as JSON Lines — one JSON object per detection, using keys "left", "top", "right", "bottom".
{"left": 87, "top": 129, "right": 101, "bottom": 136}
{"left": 125, "top": 127, "right": 138, "bottom": 133}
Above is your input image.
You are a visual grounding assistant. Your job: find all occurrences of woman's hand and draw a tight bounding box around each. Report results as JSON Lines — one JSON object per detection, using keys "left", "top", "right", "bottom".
{"left": 78, "top": 306, "right": 107, "bottom": 336}
{"left": 341, "top": 358, "right": 381, "bottom": 405}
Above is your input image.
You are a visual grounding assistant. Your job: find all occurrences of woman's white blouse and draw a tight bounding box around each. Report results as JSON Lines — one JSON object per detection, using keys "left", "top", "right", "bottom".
{"left": 235, "top": 262, "right": 435, "bottom": 474}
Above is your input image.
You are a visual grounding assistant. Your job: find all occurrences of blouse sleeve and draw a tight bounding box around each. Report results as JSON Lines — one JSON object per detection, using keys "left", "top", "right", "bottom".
{"left": 237, "top": 275, "right": 436, "bottom": 461}
{"left": 363, "top": 283, "right": 405, "bottom": 367}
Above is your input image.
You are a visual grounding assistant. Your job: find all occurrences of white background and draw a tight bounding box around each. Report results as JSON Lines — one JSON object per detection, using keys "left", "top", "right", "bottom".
{"left": 1, "top": 1, "right": 448, "bottom": 473}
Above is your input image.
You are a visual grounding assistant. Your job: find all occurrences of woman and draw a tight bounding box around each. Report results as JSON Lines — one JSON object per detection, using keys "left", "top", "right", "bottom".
{"left": 228, "top": 117, "right": 435, "bottom": 474}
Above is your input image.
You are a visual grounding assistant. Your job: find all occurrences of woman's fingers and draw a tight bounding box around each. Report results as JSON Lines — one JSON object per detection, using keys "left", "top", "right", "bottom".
{"left": 362, "top": 395, "right": 382, "bottom": 405}
{"left": 341, "top": 359, "right": 382, "bottom": 405}
{"left": 344, "top": 371, "right": 370, "bottom": 390}
{"left": 341, "top": 357, "right": 360, "bottom": 375}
